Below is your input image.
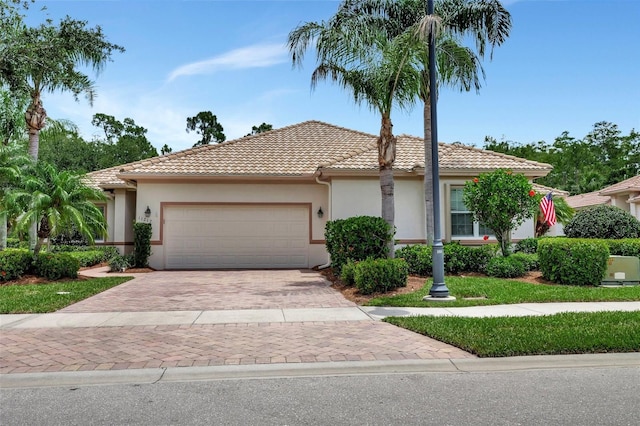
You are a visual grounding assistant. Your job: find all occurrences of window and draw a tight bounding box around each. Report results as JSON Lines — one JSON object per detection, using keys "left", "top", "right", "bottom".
{"left": 450, "top": 188, "right": 493, "bottom": 238}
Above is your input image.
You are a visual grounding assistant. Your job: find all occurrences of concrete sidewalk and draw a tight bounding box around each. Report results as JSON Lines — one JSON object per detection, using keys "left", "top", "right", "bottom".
{"left": 2, "top": 301, "right": 640, "bottom": 329}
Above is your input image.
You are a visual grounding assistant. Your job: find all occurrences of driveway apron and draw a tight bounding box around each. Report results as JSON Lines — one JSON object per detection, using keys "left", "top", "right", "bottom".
{"left": 1, "top": 269, "right": 473, "bottom": 375}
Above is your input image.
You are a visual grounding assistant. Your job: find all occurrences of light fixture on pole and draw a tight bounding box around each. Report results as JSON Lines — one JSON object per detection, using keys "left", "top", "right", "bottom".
{"left": 425, "top": 0, "right": 453, "bottom": 300}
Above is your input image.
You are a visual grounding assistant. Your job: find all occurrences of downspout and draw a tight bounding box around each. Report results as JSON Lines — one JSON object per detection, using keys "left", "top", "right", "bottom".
{"left": 315, "top": 171, "right": 332, "bottom": 269}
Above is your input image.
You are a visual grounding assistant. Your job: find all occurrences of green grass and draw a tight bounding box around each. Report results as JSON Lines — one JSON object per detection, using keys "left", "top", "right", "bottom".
{"left": 0, "top": 277, "right": 132, "bottom": 314}
{"left": 367, "top": 276, "right": 640, "bottom": 307}
{"left": 385, "top": 311, "right": 640, "bottom": 357}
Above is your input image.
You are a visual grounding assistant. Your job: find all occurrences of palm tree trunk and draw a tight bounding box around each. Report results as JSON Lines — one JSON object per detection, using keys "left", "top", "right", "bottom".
{"left": 25, "top": 93, "right": 46, "bottom": 160}
{"left": 379, "top": 115, "right": 396, "bottom": 258}
{"left": 423, "top": 98, "right": 434, "bottom": 245}
{"left": 0, "top": 211, "right": 6, "bottom": 250}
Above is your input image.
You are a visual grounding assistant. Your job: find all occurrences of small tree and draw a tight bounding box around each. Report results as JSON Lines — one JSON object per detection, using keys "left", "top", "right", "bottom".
{"left": 132, "top": 222, "right": 152, "bottom": 268}
{"left": 463, "top": 169, "right": 538, "bottom": 256}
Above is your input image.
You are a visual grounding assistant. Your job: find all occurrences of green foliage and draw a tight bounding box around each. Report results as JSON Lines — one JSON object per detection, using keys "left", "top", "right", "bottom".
{"left": 67, "top": 250, "right": 105, "bottom": 267}
{"left": 564, "top": 205, "right": 640, "bottom": 239}
{"left": 324, "top": 216, "right": 394, "bottom": 272}
{"left": 606, "top": 239, "right": 640, "bottom": 258}
{"left": 186, "top": 111, "right": 226, "bottom": 147}
{"left": 340, "top": 259, "right": 357, "bottom": 286}
{"left": 6, "top": 238, "right": 25, "bottom": 249}
{"left": 538, "top": 238, "right": 610, "bottom": 286}
{"left": 396, "top": 245, "right": 432, "bottom": 276}
{"left": 353, "top": 258, "right": 408, "bottom": 295}
{"left": 510, "top": 253, "right": 539, "bottom": 271}
{"left": 246, "top": 123, "right": 273, "bottom": 136}
{"left": 466, "top": 244, "right": 500, "bottom": 273}
{"left": 463, "top": 169, "right": 538, "bottom": 256}
{"left": 485, "top": 122, "right": 639, "bottom": 194}
{"left": 132, "top": 222, "right": 152, "bottom": 268}
{"left": 0, "top": 248, "right": 32, "bottom": 281}
{"left": 109, "top": 254, "right": 132, "bottom": 272}
{"left": 33, "top": 252, "right": 79, "bottom": 280}
{"left": 515, "top": 238, "right": 538, "bottom": 254}
{"left": 485, "top": 256, "right": 526, "bottom": 278}
{"left": 443, "top": 242, "right": 471, "bottom": 274}
{"left": 92, "top": 114, "right": 158, "bottom": 168}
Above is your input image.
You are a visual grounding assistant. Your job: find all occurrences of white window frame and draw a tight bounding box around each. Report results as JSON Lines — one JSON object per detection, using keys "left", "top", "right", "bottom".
{"left": 450, "top": 187, "right": 493, "bottom": 239}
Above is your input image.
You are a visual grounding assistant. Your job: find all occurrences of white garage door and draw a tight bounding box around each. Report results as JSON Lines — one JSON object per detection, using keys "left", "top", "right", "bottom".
{"left": 164, "top": 205, "right": 309, "bottom": 269}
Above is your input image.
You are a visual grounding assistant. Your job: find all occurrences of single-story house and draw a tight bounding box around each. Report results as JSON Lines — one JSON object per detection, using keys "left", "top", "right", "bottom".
{"left": 566, "top": 175, "right": 640, "bottom": 220}
{"left": 87, "top": 120, "right": 554, "bottom": 270}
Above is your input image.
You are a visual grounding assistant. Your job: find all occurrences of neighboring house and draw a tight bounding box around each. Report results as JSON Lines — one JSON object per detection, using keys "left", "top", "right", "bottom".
{"left": 87, "top": 120, "right": 553, "bottom": 270}
{"left": 566, "top": 175, "right": 640, "bottom": 220}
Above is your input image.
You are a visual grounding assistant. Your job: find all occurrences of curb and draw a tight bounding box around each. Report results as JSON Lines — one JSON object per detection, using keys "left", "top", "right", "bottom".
{"left": 2, "top": 353, "right": 638, "bottom": 389}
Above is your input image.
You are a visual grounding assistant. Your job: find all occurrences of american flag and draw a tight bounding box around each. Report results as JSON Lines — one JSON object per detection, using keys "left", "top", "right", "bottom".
{"left": 540, "top": 192, "right": 556, "bottom": 226}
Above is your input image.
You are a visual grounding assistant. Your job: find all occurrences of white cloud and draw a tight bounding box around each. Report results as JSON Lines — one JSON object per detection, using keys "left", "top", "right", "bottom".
{"left": 167, "top": 43, "right": 288, "bottom": 82}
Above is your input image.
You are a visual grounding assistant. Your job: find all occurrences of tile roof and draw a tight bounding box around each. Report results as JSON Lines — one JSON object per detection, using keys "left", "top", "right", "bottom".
{"left": 88, "top": 120, "right": 552, "bottom": 188}
{"left": 598, "top": 175, "right": 640, "bottom": 195}
{"left": 531, "top": 183, "right": 570, "bottom": 197}
{"left": 565, "top": 191, "right": 611, "bottom": 209}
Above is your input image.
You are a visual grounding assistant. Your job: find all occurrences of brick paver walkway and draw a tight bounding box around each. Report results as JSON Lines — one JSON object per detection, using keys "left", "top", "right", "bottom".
{"left": 1, "top": 269, "right": 474, "bottom": 375}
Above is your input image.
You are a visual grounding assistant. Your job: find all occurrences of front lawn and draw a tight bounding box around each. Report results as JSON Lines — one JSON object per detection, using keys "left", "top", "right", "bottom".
{"left": 366, "top": 276, "right": 640, "bottom": 307}
{"left": 0, "top": 276, "right": 132, "bottom": 313}
{"left": 385, "top": 311, "right": 640, "bottom": 357}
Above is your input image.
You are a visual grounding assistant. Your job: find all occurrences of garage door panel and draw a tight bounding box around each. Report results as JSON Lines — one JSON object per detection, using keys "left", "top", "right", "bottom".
{"left": 164, "top": 205, "right": 310, "bottom": 269}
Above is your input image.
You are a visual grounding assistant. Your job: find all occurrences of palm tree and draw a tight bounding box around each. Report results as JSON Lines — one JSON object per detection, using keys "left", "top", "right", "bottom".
{"left": 289, "top": 10, "right": 421, "bottom": 257}
{"left": 0, "top": 142, "right": 31, "bottom": 249}
{"left": 6, "top": 162, "right": 108, "bottom": 255}
{"left": 534, "top": 194, "right": 574, "bottom": 237}
{"left": 1, "top": 16, "right": 124, "bottom": 160}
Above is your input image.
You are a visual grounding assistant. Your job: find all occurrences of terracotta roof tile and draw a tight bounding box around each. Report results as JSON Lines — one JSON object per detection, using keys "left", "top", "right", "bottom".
{"left": 88, "top": 121, "right": 552, "bottom": 188}
{"left": 598, "top": 175, "right": 640, "bottom": 195}
{"left": 565, "top": 191, "right": 611, "bottom": 209}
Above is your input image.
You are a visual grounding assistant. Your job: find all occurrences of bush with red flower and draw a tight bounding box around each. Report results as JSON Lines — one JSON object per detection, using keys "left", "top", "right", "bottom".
{"left": 463, "top": 169, "right": 538, "bottom": 256}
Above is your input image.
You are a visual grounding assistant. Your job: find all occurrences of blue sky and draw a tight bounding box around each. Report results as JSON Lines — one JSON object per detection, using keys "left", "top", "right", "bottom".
{"left": 28, "top": 0, "right": 640, "bottom": 152}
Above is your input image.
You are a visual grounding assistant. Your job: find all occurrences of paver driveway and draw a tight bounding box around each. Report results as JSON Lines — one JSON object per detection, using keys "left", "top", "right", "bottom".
{"left": 1, "top": 269, "right": 474, "bottom": 375}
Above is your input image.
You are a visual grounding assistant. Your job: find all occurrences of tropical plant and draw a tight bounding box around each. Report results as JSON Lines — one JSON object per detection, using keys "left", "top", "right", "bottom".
{"left": 288, "top": 3, "right": 421, "bottom": 256}
{"left": 534, "top": 193, "right": 574, "bottom": 237}
{"left": 0, "top": 142, "right": 31, "bottom": 249}
{"left": 463, "top": 169, "right": 538, "bottom": 256}
{"left": 5, "top": 162, "right": 108, "bottom": 255}
{"left": 91, "top": 113, "right": 157, "bottom": 168}
{"left": 0, "top": 13, "right": 124, "bottom": 160}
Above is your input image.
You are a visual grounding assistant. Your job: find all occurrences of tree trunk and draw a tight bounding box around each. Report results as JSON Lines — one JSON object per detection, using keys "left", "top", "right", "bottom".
{"left": 423, "top": 99, "right": 434, "bottom": 244}
{"left": 25, "top": 93, "right": 46, "bottom": 160}
{"left": 379, "top": 115, "right": 396, "bottom": 258}
{"left": 0, "top": 211, "right": 6, "bottom": 250}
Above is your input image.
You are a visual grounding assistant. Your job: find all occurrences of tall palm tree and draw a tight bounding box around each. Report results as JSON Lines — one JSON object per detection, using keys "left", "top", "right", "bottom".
{"left": 333, "top": 0, "right": 511, "bottom": 241}
{"left": 1, "top": 16, "right": 124, "bottom": 160}
{"left": 289, "top": 11, "right": 421, "bottom": 257}
{"left": 6, "top": 162, "right": 107, "bottom": 255}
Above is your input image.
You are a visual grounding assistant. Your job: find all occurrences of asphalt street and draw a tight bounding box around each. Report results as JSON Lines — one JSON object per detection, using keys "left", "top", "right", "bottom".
{"left": 2, "top": 366, "right": 639, "bottom": 425}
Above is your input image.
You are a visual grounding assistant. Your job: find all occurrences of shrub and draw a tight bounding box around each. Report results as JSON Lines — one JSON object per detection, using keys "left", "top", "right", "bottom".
{"left": 564, "top": 205, "right": 640, "bottom": 239}
{"left": 606, "top": 239, "right": 640, "bottom": 258}
{"left": 485, "top": 256, "right": 527, "bottom": 278}
{"left": 514, "top": 238, "right": 538, "bottom": 254}
{"left": 109, "top": 254, "right": 132, "bottom": 272}
{"left": 509, "top": 253, "right": 539, "bottom": 271}
{"left": 538, "top": 238, "right": 609, "bottom": 286}
{"left": 340, "top": 259, "right": 357, "bottom": 286}
{"left": 466, "top": 244, "right": 499, "bottom": 273}
{"left": 6, "top": 238, "right": 26, "bottom": 249}
{"left": 325, "top": 216, "right": 394, "bottom": 272}
{"left": 68, "top": 250, "right": 105, "bottom": 267}
{"left": 33, "top": 252, "right": 79, "bottom": 280}
{"left": 133, "top": 222, "right": 153, "bottom": 268}
{"left": 353, "top": 258, "right": 408, "bottom": 295}
{"left": 98, "top": 246, "right": 120, "bottom": 261}
{"left": 396, "top": 245, "right": 432, "bottom": 276}
{"left": 0, "top": 249, "right": 33, "bottom": 281}
{"left": 444, "top": 242, "right": 472, "bottom": 274}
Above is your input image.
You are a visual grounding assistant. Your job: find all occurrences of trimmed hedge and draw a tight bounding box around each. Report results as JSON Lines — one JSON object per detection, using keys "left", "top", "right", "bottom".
{"left": 397, "top": 243, "right": 498, "bottom": 276}
{"left": 485, "top": 256, "right": 527, "bottom": 278}
{"left": 325, "top": 216, "right": 394, "bottom": 272}
{"left": 509, "top": 253, "right": 539, "bottom": 271}
{"left": 605, "top": 239, "right": 640, "bottom": 258}
{"left": 133, "top": 222, "right": 153, "bottom": 268}
{"left": 396, "top": 245, "right": 432, "bottom": 276}
{"left": 68, "top": 250, "right": 106, "bottom": 267}
{"left": 0, "top": 249, "right": 33, "bottom": 281}
{"left": 514, "top": 238, "right": 538, "bottom": 254}
{"left": 538, "top": 238, "right": 609, "bottom": 286}
{"left": 564, "top": 205, "right": 640, "bottom": 239}
{"left": 353, "top": 258, "right": 408, "bottom": 295}
{"left": 33, "top": 252, "right": 80, "bottom": 280}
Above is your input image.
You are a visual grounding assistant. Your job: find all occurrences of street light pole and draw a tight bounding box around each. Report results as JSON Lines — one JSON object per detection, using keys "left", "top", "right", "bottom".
{"left": 426, "top": 0, "right": 452, "bottom": 299}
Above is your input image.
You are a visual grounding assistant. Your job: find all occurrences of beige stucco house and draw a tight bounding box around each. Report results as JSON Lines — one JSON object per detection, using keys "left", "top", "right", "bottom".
{"left": 566, "top": 175, "right": 640, "bottom": 220}
{"left": 87, "top": 120, "right": 553, "bottom": 270}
